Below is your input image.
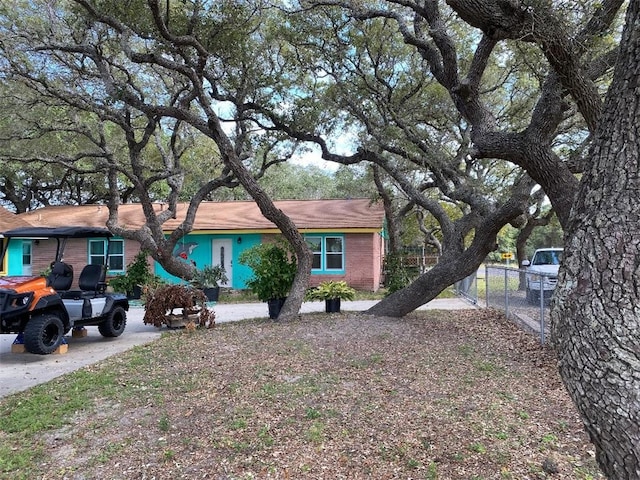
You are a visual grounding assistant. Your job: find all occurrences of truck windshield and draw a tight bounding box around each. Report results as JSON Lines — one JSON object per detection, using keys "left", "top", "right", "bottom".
{"left": 533, "top": 251, "right": 563, "bottom": 265}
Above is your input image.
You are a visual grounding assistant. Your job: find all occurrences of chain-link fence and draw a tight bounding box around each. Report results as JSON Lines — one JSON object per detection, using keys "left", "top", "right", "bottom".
{"left": 454, "top": 271, "right": 478, "bottom": 305}
{"left": 455, "top": 265, "right": 554, "bottom": 344}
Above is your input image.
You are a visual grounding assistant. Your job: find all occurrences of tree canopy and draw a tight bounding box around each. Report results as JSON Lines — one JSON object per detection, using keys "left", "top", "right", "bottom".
{"left": 0, "top": 0, "right": 626, "bottom": 306}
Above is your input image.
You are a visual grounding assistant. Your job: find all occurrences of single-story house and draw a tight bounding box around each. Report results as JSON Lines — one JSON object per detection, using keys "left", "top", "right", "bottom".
{"left": 2, "top": 199, "right": 386, "bottom": 291}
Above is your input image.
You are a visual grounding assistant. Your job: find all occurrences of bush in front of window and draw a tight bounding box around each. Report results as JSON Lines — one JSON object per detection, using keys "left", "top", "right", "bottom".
{"left": 109, "top": 250, "right": 159, "bottom": 298}
{"left": 238, "top": 240, "right": 297, "bottom": 302}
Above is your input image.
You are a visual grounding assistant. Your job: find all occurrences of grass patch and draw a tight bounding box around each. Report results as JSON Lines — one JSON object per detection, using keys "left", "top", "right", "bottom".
{"left": 0, "top": 369, "right": 117, "bottom": 435}
{"left": 0, "top": 442, "right": 42, "bottom": 478}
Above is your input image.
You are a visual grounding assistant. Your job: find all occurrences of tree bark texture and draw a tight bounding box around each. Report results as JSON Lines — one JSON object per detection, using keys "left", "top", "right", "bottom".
{"left": 551, "top": 2, "right": 640, "bottom": 477}
{"left": 207, "top": 118, "right": 313, "bottom": 321}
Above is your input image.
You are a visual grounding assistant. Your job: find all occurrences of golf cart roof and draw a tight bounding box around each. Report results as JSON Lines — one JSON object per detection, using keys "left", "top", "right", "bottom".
{"left": 1, "top": 226, "right": 113, "bottom": 239}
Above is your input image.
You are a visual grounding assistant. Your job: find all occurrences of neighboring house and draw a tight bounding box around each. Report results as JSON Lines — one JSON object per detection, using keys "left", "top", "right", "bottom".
{"left": 6, "top": 199, "right": 386, "bottom": 291}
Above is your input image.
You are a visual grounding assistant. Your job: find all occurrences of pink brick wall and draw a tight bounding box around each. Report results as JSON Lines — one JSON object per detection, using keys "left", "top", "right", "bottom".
{"left": 30, "top": 233, "right": 383, "bottom": 292}
{"left": 307, "top": 233, "right": 383, "bottom": 292}
{"left": 31, "top": 237, "right": 145, "bottom": 289}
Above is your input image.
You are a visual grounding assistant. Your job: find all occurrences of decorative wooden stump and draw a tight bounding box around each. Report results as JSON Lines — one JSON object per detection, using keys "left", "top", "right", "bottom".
{"left": 143, "top": 285, "right": 215, "bottom": 329}
{"left": 165, "top": 311, "right": 201, "bottom": 329}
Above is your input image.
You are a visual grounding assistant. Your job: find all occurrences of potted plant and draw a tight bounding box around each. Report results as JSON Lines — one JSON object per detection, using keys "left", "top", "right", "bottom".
{"left": 192, "top": 264, "right": 228, "bottom": 301}
{"left": 305, "top": 280, "right": 356, "bottom": 313}
{"left": 109, "top": 250, "right": 155, "bottom": 300}
{"left": 238, "top": 240, "right": 297, "bottom": 319}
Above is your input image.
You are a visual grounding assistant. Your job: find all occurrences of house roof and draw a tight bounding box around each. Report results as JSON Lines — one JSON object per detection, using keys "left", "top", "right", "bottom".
{"left": 15, "top": 199, "right": 385, "bottom": 233}
{"left": 0, "top": 206, "right": 32, "bottom": 231}
{"left": 2, "top": 226, "right": 112, "bottom": 239}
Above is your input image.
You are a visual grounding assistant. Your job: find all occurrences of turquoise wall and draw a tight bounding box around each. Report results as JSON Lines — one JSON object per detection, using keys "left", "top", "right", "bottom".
{"left": 5, "top": 240, "right": 25, "bottom": 275}
{"left": 154, "top": 233, "right": 261, "bottom": 289}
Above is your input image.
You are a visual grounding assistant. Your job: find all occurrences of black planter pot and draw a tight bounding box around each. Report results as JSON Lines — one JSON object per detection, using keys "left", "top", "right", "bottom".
{"left": 128, "top": 285, "right": 142, "bottom": 300}
{"left": 325, "top": 298, "right": 341, "bottom": 313}
{"left": 267, "top": 297, "right": 286, "bottom": 319}
{"left": 203, "top": 286, "right": 220, "bottom": 302}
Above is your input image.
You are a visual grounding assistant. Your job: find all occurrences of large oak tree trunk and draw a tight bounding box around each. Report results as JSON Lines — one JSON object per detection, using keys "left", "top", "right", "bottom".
{"left": 208, "top": 119, "right": 313, "bottom": 320}
{"left": 551, "top": 2, "right": 640, "bottom": 476}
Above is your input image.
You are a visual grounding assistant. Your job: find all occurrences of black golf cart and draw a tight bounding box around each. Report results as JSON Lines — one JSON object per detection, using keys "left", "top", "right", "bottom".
{"left": 0, "top": 226, "right": 129, "bottom": 354}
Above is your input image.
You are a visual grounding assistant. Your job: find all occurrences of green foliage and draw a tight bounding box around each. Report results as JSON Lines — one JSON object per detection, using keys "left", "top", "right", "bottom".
{"left": 109, "top": 250, "right": 159, "bottom": 296}
{"left": 209, "top": 163, "right": 374, "bottom": 202}
{"left": 158, "top": 414, "right": 171, "bottom": 433}
{"left": 383, "top": 253, "right": 414, "bottom": 294}
{"left": 259, "top": 162, "right": 337, "bottom": 200}
{"left": 238, "top": 240, "right": 297, "bottom": 301}
{"left": 305, "top": 281, "right": 356, "bottom": 301}
{"left": 192, "top": 264, "right": 228, "bottom": 288}
{"left": 486, "top": 224, "right": 518, "bottom": 263}
{"left": 527, "top": 214, "right": 564, "bottom": 254}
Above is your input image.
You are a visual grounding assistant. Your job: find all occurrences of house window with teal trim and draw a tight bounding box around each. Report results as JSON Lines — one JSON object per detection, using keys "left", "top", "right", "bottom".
{"left": 89, "top": 239, "right": 124, "bottom": 271}
{"left": 306, "top": 237, "right": 322, "bottom": 269}
{"left": 21, "top": 241, "right": 33, "bottom": 275}
{"left": 326, "top": 237, "right": 343, "bottom": 269}
{"left": 22, "top": 242, "right": 32, "bottom": 267}
{"left": 305, "top": 235, "right": 344, "bottom": 272}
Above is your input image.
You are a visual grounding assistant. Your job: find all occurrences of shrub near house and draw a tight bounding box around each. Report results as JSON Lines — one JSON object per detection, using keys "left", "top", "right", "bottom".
{"left": 238, "top": 241, "right": 296, "bottom": 318}
{"left": 192, "top": 265, "right": 228, "bottom": 301}
{"left": 238, "top": 241, "right": 297, "bottom": 302}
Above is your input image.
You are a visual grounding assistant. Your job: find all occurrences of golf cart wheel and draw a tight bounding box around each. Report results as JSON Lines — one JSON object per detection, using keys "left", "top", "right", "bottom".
{"left": 98, "top": 306, "right": 127, "bottom": 337}
{"left": 24, "top": 314, "right": 65, "bottom": 355}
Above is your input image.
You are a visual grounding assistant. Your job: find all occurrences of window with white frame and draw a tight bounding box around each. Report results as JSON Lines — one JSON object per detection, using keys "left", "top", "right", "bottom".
{"left": 325, "top": 237, "right": 344, "bottom": 270}
{"left": 22, "top": 241, "right": 32, "bottom": 267}
{"left": 306, "top": 236, "right": 322, "bottom": 269}
{"left": 89, "top": 239, "right": 124, "bottom": 271}
{"left": 305, "top": 235, "right": 344, "bottom": 271}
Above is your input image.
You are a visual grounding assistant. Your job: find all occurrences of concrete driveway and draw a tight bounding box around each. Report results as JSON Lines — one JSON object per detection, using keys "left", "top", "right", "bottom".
{"left": 0, "top": 298, "right": 474, "bottom": 398}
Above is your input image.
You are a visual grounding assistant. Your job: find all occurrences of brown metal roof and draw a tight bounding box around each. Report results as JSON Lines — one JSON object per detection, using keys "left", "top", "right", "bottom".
{"left": 16, "top": 199, "right": 385, "bottom": 232}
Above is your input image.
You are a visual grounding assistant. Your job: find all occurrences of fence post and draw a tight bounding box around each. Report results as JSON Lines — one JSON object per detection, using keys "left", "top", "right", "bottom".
{"left": 539, "top": 275, "right": 546, "bottom": 344}
{"left": 504, "top": 267, "right": 509, "bottom": 318}
{"left": 474, "top": 268, "right": 478, "bottom": 305}
{"left": 485, "top": 264, "right": 489, "bottom": 307}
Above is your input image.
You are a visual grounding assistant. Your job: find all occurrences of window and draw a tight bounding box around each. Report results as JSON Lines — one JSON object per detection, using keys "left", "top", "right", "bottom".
{"left": 305, "top": 235, "right": 344, "bottom": 272}
{"left": 22, "top": 242, "right": 32, "bottom": 267}
{"left": 325, "top": 237, "right": 343, "bottom": 270}
{"left": 89, "top": 239, "right": 124, "bottom": 271}
{"left": 108, "top": 240, "right": 125, "bottom": 270}
{"left": 21, "top": 241, "right": 33, "bottom": 275}
{"left": 306, "top": 236, "right": 322, "bottom": 269}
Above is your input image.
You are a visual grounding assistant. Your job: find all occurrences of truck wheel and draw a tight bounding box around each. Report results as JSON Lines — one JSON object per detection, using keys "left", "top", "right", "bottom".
{"left": 24, "top": 314, "right": 65, "bottom": 355}
{"left": 98, "top": 306, "right": 127, "bottom": 337}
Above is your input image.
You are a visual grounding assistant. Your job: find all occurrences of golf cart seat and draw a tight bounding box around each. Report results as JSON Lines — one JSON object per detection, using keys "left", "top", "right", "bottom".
{"left": 78, "top": 264, "right": 107, "bottom": 296}
{"left": 47, "top": 262, "right": 73, "bottom": 291}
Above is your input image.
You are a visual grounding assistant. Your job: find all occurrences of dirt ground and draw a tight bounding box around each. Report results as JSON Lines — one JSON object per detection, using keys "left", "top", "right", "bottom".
{"left": 0, "top": 309, "right": 603, "bottom": 479}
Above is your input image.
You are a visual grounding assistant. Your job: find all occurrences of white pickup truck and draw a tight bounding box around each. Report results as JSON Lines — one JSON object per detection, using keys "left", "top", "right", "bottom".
{"left": 521, "top": 248, "right": 563, "bottom": 304}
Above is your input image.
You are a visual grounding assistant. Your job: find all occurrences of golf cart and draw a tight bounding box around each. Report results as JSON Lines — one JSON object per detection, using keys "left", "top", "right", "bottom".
{"left": 0, "top": 226, "right": 129, "bottom": 354}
